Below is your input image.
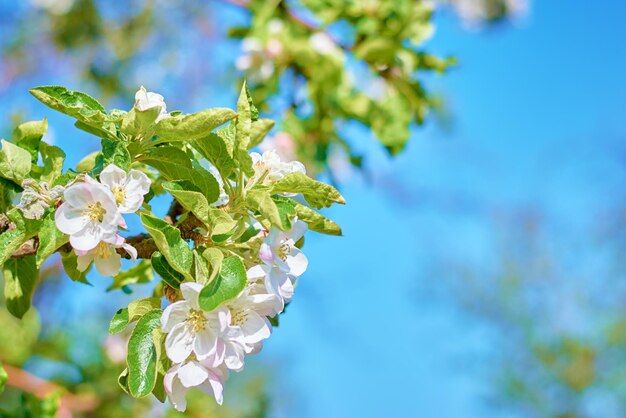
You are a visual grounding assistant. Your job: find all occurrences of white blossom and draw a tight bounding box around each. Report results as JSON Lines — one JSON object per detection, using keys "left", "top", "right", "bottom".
{"left": 249, "top": 150, "right": 306, "bottom": 193}
{"left": 134, "top": 86, "right": 169, "bottom": 122}
{"left": 17, "top": 179, "right": 64, "bottom": 220}
{"left": 165, "top": 360, "right": 227, "bottom": 411}
{"left": 259, "top": 220, "right": 308, "bottom": 276}
{"left": 75, "top": 234, "right": 137, "bottom": 277}
{"left": 161, "top": 283, "right": 228, "bottom": 363}
{"left": 55, "top": 179, "right": 122, "bottom": 251}
{"left": 98, "top": 164, "right": 151, "bottom": 214}
{"left": 247, "top": 264, "right": 294, "bottom": 315}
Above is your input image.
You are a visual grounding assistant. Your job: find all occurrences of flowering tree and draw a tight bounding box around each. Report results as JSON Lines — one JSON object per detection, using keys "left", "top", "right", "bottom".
{"left": 0, "top": 83, "right": 344, "bottom": 414}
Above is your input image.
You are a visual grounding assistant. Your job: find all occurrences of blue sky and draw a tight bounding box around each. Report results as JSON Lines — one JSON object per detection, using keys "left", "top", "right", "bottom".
{"left": 3, "top": 0, "right": 626, "bottom": 416}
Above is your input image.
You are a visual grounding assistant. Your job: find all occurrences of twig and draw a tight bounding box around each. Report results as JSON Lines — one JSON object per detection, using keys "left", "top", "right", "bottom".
{"left": 4, "top": 364, "right": 100, "bottom": 416}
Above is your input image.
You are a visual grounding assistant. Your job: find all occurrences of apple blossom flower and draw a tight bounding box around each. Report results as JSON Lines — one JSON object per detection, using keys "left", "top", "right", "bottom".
{"left": 259, "top": 220, "right": 308, "bottom": 276}
{"left": 55, "top": 179, "right": 122, "bottom": 251}
{"left": 165, "top": 360, "right": 227, "bottom": 411}
{"left": 17, "top": 179, "right": 64, "bottom": 220}
{"left": 247, "top": 264, "right": 294, "bottom": 314}
{"left": 161, "top": 283, "right": 228, "bottom": 363}
{"left": 204, "top": 316, "right": 247, "bottom": 372}
{"left": 220, "top": 286, "right": 277, "bottom": 354}
{"left": 134, "top": 86, "right": 169, "bottom": 122}
{"left": 75, "top": 234, "right": 137, "bottom": 277}
{"left": 98, "top": 164, "right": 151, "bottom": 213}
{"left": 249, "top": 150, "right": 306, "bottom": 191}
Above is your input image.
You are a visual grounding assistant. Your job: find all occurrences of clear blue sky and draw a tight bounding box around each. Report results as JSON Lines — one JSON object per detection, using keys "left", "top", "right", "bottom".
{"left": 3, "top": 0, "right": 626, "bottom": 416}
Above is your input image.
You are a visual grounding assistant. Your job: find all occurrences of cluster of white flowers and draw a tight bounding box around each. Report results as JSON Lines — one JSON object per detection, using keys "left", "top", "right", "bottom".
{"left": 436, "top": 0, "right": 528, "bottom": 27}
{"left": 54, "top": 164, "right": 150, "bottom": 276}
{"left": 161, "top": 151, "right": 309, "bottom": 411}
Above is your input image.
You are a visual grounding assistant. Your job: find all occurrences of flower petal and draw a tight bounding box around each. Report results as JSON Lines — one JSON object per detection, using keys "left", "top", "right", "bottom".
{"left": 193, "top": 329, "right": 217, "bottom": 360}
{"left": 161, "top": 301, "right": 189, "bottom": 333}
{"left": 54, "top": 203, "right": 87, "bottom": 235}
{"left": 199, "top": 371, "right": 224, "bottom": 405}
{"left": 180, "top": 282, "right": 203, "bottom": 309}
{"left": 286, "top": 246, "right": 308, "bottom": 277}
{"left": 99, "top": 164, "right": 127, "bottom": 189}
{"left": 94, "top": 250, "right": 122, "bottom": 277}
{"left": 167, "top": 374, "right": 188, "bottom": 412}
{"left": 177, "top": 361, "right": 209, "bottom": 388}
{"left": 241, "top": 310, "right": 271, "bottom": 345}
{"left": 165, "top": 322, "right": 194, "bottom": 363}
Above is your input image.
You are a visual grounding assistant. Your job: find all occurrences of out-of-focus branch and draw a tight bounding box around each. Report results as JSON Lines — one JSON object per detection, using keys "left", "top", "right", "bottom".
{"left": 4, "top": 364, "right": 100, "bottom": 417}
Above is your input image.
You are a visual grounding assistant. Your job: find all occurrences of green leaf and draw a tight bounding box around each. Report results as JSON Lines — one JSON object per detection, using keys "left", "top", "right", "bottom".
{"left": 190, "top": 133, "right": 235, "bottom": 179}
{"left": 163, "top": 181, "right": 235, "bottom": 235}
{"left": 142, "top": 147, "right": 219, "bottom": 201}
{"left": 0, "top": 139, "right": 32, "bottom": 184}
{"left": 39, "top": 142, "right": 66, "bottom": 184}
{"left": 11, "top": 119, "right": 47, "bottom": 163}
{"left": 75, "top": 151, "right": 99, "bottom": 173}
{"left": 60, "top": 252, "right": 90, "bottom": 284}
{"left": 121, "top": 107, "right": 161, "bottom": 137}
{"left": 127, "top": 309, "right": 162, "bottom": 398}
{"left": 0, "top": 362, "right": 6, "bottom": 394}
{"left": 29, "top": 86, "right": 106, "bottom": 125}
{"left": 94, "top": 138, "right": 131, "bottom": 173}
{"left": 271, "top": 172, "right": 346, "bottom": 209}
{"left": 0, "top": 210, "right": 41, "bottom": 266}
{"left": 140, "top": 214, "right": 193, "bottom": 280}
{"left": 152, "top": 328, "right": 168, "bottom": 403}
{"left": 245, "top": 189, "right": 290, "bottom": 230}
{"left": 3, "top": 256, "right": 38, "bottom": 319}
{"left": 294, "top": 202, "right": 342, "bottom": 236}
{"left": 154, "top": 108, "right": 237, "bottom": 140}
{"left": 109, "top": 308, "right": 130, "bottom": 334}
{"left": 199, "top": 256, "right": 246, "bottom": 311}
{"left": 151, "top": 252, "right": 185, "bottom": 289}
{"left": 235, "top": 83, "right": 254, "bottom": 152}
{"left": 202, "top": 248, "right": 224, "bottom": 283}
{"left": 36, "top": 212, "right": 68, "bottom": 268}
{"left": 109, "top": 297, "right": 161, "bottom": 334}
{"left": 108, "top": 259, "right": 153, "bottom": 291}
{"left": 248, "top": 118, "right": 275, "bottom": 149}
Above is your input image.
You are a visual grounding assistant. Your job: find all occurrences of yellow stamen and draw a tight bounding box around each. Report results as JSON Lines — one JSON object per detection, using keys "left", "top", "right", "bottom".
{"left": 83, "top": 201, "right": 106, "bottom": 223}
{"left": 186, "top": 309, "right": 207, "bottom": 333}
{"left": 111, "top": 185, "right": 126, "bottom": 205}
{"left": 230, "top": 307, "right": 248, "bottom": 326}
{"left": 277, "top": 242, "right": 290, "bottom": 261}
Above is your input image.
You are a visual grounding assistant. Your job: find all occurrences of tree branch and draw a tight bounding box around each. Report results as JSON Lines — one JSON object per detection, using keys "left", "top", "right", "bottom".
{"left": 4, "top": 364, "right": 99, "bottom": 416}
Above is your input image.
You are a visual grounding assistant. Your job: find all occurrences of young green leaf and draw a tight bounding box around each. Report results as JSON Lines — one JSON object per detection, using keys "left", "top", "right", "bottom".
{"left": 162, "top": 181, "right": 235, "bottom": 235}
{"left": 248, "top": 118, "right": 275, "bottom": 149}
{"left": 121, "top": 107, "right": 161, "bottom": 138}
{"left": 29, "top": 86, "right": 106, "bottom": 126}
{"left": 0, "top": 139, "right": 32, "bottom": 185}
{"left": 151, "top": 251, "right": 185, "bottom": 289}
{"left": 234, "top": 83, "right": 253, "bottom": 152}
{"left": 199, "top": 256, "right": 246, "bottom": 311}
{"left": 11, "top": 119, "right": 47, "bottom": 163}
{"left": 245, "top": 189, "right": 291, "bottom": 230}
{"left": 93, "top": 138, "right": 131, "bottom": 173}
{"left": 109, "top": 297, "right": 162, "bottom": 334}
{"left": 202, "top": 247, "right": 224, "bottom": 283}
{"left": 39, "top": 142, "right": 66, "bottom": 184}
{"left": 0, "top": 210, "right": 41, "bottom": 266}
{"left": 141, "top": 214, "right": 193, "bottom": 280}
{"left": 36, "top": 212, "right": 69, "bottom": 268}
{"left": 154, "top": 108, "right": 237, "bottom": 140}
{"left": 127, "top": 309, "right": 162, "bottom": 398}
{"left": 271, "top": 172, "right": 346, "bottom": 208}
{"left": 60, "top": 252, "right": 90, "bottom": 284}
{"left": 190, "top": 133, "right": 235, "bottom": 179}
{"left": 108, "top": 260, "right": 153, "bottom": 291}
{"left": 3, "top": 256, "right": 38, "bottom": 319}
